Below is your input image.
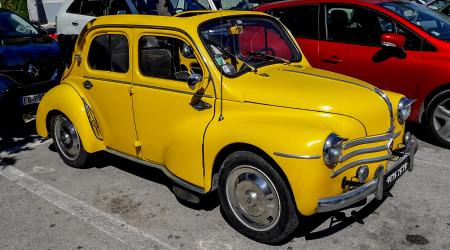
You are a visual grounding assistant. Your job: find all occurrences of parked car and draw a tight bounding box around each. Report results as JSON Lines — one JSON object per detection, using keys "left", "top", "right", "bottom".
{"left": 426, "top": 0, "right": 450, "bottom": 10}
{"left": 439, "top": 3, "right": 450, "bottom": 16}
{"left": 36, "top": 11, "right": 417, "bottom": 243}
{"left": 0, "top": 8, "right": 62, "bottom": 132}
{"left": 256, "top": 0, "right": 450, "bottom": 147}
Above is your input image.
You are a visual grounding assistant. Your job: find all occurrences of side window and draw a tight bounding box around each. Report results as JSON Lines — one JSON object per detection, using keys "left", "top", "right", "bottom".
{"left": 80, "top": 0, "right": 104, "bottom": 17}
{"left": 108, "top": 0, "right": 132, "bottom": 15}
{"left": 395, "top": 23, "right": 423, "bottom": 51}
{"left": 270, "top": 5, "right": 319, "bottom": 39}
{"left": 138, "top": 35, "right": 202, "bottom": 81}
{"left": 67, "top": 0, "right": 82, "bottom": 14}
{"left": 88, "top": 34, "right": 129, "bottom": 73}
{"left": 326, "top": 5, "right": 393, "bottom": 46}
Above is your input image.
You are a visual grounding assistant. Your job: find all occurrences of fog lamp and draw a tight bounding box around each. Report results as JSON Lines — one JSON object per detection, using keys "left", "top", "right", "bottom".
{"left": 356, "top": 165, "right": 369, "bottom": 183}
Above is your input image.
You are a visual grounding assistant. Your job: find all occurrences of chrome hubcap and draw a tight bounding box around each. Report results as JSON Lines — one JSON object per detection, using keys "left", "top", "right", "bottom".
{"left": 225, "top": 165, "right": 280, "bottom": 231}
{"left": 54, "top": 116, "right": 81, "bottom": 161}
{"left": 432, "top": 98, "right": 450, "bottom": 143}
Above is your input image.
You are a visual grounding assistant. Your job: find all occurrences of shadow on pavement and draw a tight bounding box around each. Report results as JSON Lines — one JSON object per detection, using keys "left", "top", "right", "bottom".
{"left": 88, "top": 151, "right": 220, "bottom": 211}
{"left": 0, "top": 121, "right": 45, "bottom": 155}
{"left": 406, "top": 122, "right": 449, "bottom": 149}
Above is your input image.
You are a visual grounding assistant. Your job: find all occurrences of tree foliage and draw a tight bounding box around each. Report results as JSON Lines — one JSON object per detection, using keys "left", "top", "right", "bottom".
{"left": 0, "top": 0, "right": 29, "bottom": 19}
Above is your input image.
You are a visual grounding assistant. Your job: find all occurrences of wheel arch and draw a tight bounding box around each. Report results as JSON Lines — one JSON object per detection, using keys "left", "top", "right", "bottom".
{"left": 420, "top": 83, "right": 450, "bottom": 123}
{"left": 209, "top": 143, "right": 296, "bottom": 204}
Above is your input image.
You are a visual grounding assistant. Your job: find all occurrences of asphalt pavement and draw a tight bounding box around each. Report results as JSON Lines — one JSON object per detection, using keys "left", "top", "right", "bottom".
{"left": 0, "top": 123, "right": 449, "bottom": 250}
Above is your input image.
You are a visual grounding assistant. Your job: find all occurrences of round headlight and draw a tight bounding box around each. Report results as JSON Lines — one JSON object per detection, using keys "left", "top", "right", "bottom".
{"left": 398, "top": 97, "right": 415, "bottom": 124}
{"left": 323, "top": 133, "right": 345, "bottom": 168}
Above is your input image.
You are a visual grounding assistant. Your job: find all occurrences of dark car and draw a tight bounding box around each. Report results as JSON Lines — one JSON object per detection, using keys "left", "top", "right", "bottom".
{"left": 0, "top": 8, "right": 63, "bottom": 135}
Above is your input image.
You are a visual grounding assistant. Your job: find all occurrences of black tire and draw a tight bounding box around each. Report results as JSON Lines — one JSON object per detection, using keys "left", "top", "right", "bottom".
{"left": 218, "top": 151, "right": 299, "bottom": 244}
{"left": 50, "top": 114, "right": 89, "bottom": 168}
{"left": 425, "top": 90, "right": 450, "bottom": 148}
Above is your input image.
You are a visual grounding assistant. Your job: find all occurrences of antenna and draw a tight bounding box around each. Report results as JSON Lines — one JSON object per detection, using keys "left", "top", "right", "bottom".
{"left": 218, "top": 9, "right": 224, "bottom": 121}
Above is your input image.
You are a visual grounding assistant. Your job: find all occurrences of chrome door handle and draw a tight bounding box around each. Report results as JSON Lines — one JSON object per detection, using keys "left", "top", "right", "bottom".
{"left": 83, "top": 80, "right": 93, "bottom": 90}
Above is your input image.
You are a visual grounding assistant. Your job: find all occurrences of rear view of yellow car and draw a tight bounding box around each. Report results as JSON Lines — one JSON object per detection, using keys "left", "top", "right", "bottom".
{"left": 36, "top": 11, "right": 418, "bottom": 244}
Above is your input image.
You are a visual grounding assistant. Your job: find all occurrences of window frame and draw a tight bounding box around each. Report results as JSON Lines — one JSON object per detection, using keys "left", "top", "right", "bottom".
{"left": 322, "top": 3, "right": 427, "bottom": 51}
{"left": 87, "top": 32, "right": 130, "bottom": 74}
{"left": 137, "top": 33, "right": 205, "bottom": 82}
{"left": 267, "top": 4, "right": 320, "bottom": 40}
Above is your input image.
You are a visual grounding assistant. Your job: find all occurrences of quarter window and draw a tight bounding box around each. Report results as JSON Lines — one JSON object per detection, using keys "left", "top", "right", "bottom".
{"left": 88, "top": 34, "right": 129, "bottom": 73}
{"left": 138, "top": 35, "right": 202, "bottom": 80}
{"left": 269, "top": 5, "right": 319, "bottom": 39}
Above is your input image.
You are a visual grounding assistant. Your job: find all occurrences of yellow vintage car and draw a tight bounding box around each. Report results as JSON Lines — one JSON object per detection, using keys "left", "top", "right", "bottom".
{"left": 36, "top": 11, "right": 418, "bottom": 243}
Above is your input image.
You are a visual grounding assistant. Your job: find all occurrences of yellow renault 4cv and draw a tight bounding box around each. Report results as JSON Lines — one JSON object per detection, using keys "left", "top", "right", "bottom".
{"left": 36, "top": 11, "right": 418, "bottom": 244}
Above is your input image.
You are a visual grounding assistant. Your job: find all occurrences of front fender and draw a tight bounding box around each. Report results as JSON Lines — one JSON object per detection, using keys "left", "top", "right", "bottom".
{"left": 204, "top": 101, "right": 366, "bottom": 215}
{"left": 36, "top": 83, "right": 105, "bottom": 153}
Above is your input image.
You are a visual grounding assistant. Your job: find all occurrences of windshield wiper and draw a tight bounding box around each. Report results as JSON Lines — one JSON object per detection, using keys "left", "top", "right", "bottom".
{"left": 203, "top": 37, "right": 257, "bottom": 73}
{"left": 249, "top": 51, "right": 291, "bottom": 64}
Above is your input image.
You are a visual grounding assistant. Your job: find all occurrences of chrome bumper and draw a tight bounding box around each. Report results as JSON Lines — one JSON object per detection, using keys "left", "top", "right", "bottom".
{"left": 316, "top": 134, "right": 418, "bottom": 213}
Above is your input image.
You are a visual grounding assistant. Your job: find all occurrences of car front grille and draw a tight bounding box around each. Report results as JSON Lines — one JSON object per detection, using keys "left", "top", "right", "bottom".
{"left": 331, "top": 131, "right": 401, "bottom": 178}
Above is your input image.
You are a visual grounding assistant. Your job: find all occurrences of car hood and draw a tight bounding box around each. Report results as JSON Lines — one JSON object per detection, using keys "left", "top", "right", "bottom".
{"left": 0, "top": 35, "right": 61, "bottom": 85}
{"left": 234, "top": 65, "right": 393, "bottom": 136}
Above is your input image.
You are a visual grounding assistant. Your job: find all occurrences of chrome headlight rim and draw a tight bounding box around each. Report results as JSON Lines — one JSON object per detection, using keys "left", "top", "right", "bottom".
{"left": 397, "top": 97, "right": 415, "bottom": 124}
{"left": 323, "top": 133, "right": 346, "bottom": 168}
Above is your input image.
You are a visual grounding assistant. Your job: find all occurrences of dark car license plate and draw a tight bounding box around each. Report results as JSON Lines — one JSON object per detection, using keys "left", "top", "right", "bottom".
{"left": 384, "top": 156, "right": 409, "bottom": 187}
{"left": 21, "top": 94, "right": 44, "bottom": 106}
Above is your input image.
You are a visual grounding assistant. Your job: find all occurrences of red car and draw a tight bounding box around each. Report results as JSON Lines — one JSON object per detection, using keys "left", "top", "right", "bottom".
{"left": 256, "top": 0, "right": 450, "bottom": 147}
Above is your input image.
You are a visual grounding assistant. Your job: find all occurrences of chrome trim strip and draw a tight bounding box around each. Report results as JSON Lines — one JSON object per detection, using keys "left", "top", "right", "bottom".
{"left": 344, "top": 131, "right": 400, "bottom": 150}
{"left": 339, "top": 145, "right": 388, "bottom": 163}
{"left": 273, "top": 152, "right": 320, "bottom": 159}
{"left": 84, "top": 75, "right": 131, "bottom": 85}
{"left": 81, "top": 97, "right": 102, "bottom": 140}
{"left": 133, "top": 82, "right": 213, "bottom": 98}
{"left": 374, "top": 88, "right": 395, "bottom": 133}
{"left": 331, "top": 155, "right": 391, "bottom": 178}
{"left": 105, "top": 148, "right": 205, "bottom": 194}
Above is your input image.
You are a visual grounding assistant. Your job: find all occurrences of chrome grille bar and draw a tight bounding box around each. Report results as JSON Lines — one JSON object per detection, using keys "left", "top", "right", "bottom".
{"left": 344, "top": 131, "right": 400, "bottom": 150}
{"left": 339, "top": 145, "right": 388, "bottom": 163}
{"left": 331, "top": 155, "right": 391, "bottom": 178}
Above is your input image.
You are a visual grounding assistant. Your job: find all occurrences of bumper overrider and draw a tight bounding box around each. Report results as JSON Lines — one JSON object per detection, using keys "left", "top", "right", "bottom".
{"left": 316, "top": 133, "right": 418, "bottom": 213}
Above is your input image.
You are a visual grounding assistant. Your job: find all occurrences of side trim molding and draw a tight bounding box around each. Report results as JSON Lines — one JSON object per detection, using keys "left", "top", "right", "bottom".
{"left": 105, "top": 148, "right": 205, "bottom": 194}
{"left": 274, "top": 152, "right": 321, "bottom": 159}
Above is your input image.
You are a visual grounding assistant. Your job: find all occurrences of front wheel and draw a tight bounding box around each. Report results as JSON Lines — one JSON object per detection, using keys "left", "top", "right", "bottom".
{"left": 51, "top": 114, "right": 89, "bottom": 168}
{"left": 426, "top": 92, "right": 450, "bottom": 148}
{"left": 218, "top": 151, "right": 299, "bottom": 244}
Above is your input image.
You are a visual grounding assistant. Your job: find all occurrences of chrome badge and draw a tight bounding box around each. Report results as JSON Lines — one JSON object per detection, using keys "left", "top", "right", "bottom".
{"left": 28, "top": 64, "right": 40, "bottom": 79}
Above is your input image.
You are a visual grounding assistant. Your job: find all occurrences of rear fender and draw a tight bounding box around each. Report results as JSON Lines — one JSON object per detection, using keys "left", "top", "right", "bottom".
{"left": 36, "top": 83, "right": 105, "bottom": 153}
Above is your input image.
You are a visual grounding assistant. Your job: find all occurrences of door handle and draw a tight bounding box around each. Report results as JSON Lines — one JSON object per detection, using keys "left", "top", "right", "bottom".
{"left": 323, "top": 56, "right": 343, "bottom": 64}
{"left": 72, "top": 21, "right": 78, "bottom": 26}
{"left": 83, "top": 80, "right": 93, "bottom": 90}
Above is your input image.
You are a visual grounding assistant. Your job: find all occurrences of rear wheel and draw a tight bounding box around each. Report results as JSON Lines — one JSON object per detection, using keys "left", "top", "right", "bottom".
{"left": 51, "top": 114, "right": 89, "bottom": 168}
{"left": 426, "top": 91, "right": 450, "bottom": 148}
{"left": 218, "top": 151, "right": 299, "bottom": 244}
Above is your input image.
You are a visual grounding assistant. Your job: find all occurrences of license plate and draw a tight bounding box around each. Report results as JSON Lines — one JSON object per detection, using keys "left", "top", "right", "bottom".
{"left": 384, "top": 156, "right": 409, "bottom": 187}
{"left": 21, "top": 94, "right": 44, "bottom": 105}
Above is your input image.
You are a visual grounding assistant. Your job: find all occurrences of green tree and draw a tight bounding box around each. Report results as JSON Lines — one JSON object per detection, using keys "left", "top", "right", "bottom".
{"left": 1, "top": 0, "right": 29, "bottom": 19}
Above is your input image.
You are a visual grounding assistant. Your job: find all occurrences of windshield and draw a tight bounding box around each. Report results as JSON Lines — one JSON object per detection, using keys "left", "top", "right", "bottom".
{"left": 380, "top": 1, "right": 450, "bottom": 41}
{"left": 199, "top": 16, "right": 301, "bottom": 76}
{"left": 0, "top": 11, "right": 39, "bottom": 38}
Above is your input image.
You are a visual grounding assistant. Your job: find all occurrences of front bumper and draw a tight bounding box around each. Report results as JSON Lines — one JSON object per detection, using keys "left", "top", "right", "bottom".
{"left": 316, "top": 134, "right": 418, "bottom": 213}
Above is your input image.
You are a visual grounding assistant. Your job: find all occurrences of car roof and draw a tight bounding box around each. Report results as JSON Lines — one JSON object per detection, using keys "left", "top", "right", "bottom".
{"left": 88, "top": 10, "right": 271, "bottom": 31}
{"left": 256, "top": 0, "right": 401, "bottom": 9}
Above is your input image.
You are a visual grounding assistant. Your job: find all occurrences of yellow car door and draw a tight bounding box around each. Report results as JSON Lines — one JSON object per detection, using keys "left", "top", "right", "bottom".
{"left": 131, "top": 28, "right": 215, "bottom": 188}
{"left": 80, "top": 28, "right": 138, "bottom": 156}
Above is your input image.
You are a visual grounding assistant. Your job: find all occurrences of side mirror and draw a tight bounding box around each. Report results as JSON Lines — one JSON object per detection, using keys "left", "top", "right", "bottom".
{"left": 381, "top": 33, "right": 406, "bottom": 48}
{"left": 187, "top": 73, "right": 202, "bottom": 89}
